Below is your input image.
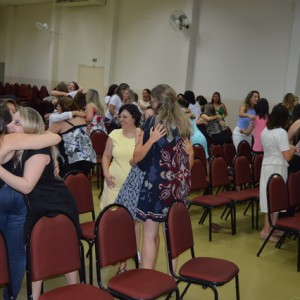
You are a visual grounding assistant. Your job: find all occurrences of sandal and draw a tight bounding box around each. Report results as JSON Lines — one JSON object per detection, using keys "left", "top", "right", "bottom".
{"left": 260, "top": 232, "right": 279, "bottom": 243}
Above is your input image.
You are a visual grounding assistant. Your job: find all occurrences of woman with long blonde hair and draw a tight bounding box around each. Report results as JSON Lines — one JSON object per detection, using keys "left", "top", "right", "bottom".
{"left": 132, "top": 84, "right": 194, "bottom": 270}
{"left": 85, "top": 88, "right": 107, "bottom": 133}
{"left": 0, "top": 107, "right": 80, "bottom": 300}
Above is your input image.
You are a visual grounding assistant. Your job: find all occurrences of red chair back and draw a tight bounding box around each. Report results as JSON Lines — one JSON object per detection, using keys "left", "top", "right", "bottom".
{"left": 27, "top": 214, "right": 81, "bottom": 281}
{"left": 90, "top": 130, "right": 108, "bottom": 155}
{"left": 190, "top": 159, "right": 207, "bottom": 191}
{"left": 223, "top": 143, "right": 236, "bottom": 167}
{"left": 210, "top": 144, "right": 224, "bottom": 158}
{"left": 237, "top": 140, "right": 252, "bottom": 163}
{"left": 95, "top": 204, "right": 137, "bottom": 267}
{"left": 210, "top": 156, "right": 230, "bottom": 188}
{"left": 0, "top": 231, "right": 11, "bottom": 287}
{"left": 233, "top": 155, "right": 252, "bottom": 186}
{"left": 64, "top": 171, "right": 95, "bottom": 216}
{"left": 267, "top": 174, "right": 289, "bottom": 214}
{"left": 252, "top": 152, "right": 263, "bottom": 184}
{"left": 165, "top": 201, "right": 194, "bottom": 259}
{"left": 288, "top": 171, "right": 300, "bottom": 208}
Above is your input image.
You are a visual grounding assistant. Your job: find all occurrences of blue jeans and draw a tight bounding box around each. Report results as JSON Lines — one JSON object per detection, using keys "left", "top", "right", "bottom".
{"left": 0, "top": 185, "right": 26, "bottom": 300}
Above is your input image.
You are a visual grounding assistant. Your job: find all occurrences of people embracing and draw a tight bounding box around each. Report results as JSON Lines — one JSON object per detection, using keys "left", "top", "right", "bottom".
{"left": 131, "top": 84, "right": 194, "bottom": 270}
{"left": 232, "top": 90, "right": 260, "bottom": 150}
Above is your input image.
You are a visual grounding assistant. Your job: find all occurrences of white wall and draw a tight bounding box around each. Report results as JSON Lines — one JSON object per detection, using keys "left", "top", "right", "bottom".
{"left": 1, "top": 0, "right": 300, "bottom": 128}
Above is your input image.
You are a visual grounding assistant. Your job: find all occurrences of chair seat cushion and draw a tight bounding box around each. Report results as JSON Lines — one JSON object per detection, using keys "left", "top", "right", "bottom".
{"left": 179, "top": 257, "right": 239, "bottom": 284}
{"left": 218, "top": 191, "right": 253, "bottom": 201}
{"left": 39, "top": 283, "right": 113, "bottom": 300}
{"left": 108, "top": 269, "right": 177, "bottom": 298}
{"left": 81, "top": 221, "right": 95, "bottom": 240}
{"left": 190, "top": 195, "right": 231, "bottom": 207}
{"left": 276, "top": 217, "right": 300, "bottom": 231}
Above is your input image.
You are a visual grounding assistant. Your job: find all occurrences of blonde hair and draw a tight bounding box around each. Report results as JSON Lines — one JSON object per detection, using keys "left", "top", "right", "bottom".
{"left": 18, "top": 107, "right": 58, "bottom": 163}
{"left": 86, "top": 89, "right": 105, "bottom": 116}
{"left": 151, "top": 84, "right": 191, "bottom": 138}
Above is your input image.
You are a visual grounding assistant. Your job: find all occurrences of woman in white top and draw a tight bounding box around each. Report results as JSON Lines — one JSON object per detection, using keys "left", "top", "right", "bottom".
{"left": 104, "top": 84, "right": 118, "bottom": 107}
{"left": 184, "top": 90, "right": 201, "bottom": 120}
{"left": 260, "top": 104, "right": 295, "bottom": 242}
{"left": 104, "top": 83, "right": 129, "bottom": 123}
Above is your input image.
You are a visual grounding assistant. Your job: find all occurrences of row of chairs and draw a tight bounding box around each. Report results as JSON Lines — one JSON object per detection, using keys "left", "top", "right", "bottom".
{"left": 257, "top": 171, "right": 300, "bottom": 272}
{"left": 0, "top": 82, "right": 53, "bottom": 115}
{"left": 190, "top": 147, "right": 263, "bottom": 241}
{"left": 0, "top": 201, "right": 240, "bottom": 299}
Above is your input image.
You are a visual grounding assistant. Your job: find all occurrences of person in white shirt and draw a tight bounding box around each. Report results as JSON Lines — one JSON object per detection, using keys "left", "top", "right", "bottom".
{"left": 259, "top": 103, "right": 295, "bottom": 242}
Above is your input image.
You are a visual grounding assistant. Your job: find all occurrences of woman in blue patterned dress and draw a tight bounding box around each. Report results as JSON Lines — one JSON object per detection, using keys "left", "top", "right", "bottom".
{"left": 132, "top": 84, "right": 194, "bottom": 270}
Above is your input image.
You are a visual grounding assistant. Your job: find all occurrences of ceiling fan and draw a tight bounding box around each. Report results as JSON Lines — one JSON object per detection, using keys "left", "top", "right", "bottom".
{"left": 169, "top": 10, "right": 190, "bottom": 32}
{"left": 35, "top": 21, "right": 53, "bottom": 33}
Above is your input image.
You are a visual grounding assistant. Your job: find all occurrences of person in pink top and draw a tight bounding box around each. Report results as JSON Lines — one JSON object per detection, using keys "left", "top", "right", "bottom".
{"left": 240, "top": 98, "right": 269, "bottom": 153}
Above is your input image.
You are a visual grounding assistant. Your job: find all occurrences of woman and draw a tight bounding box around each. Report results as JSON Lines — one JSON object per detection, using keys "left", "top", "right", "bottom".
{"left": 259, "top": 104, "right": 295, "bottom": 242}
{"left": 0, "top": 107, "right": 78, "bottom": 300}
{"left": 101, "top": 104, "right": 142, "bottom": 209}
{"left": 282, "top": 92, "right": 295, "bottom": 124}
{"left": 85, "top": 88, "right": 107, "bottom": 134}
{"left": 232, "top": 90, "right": 259, "bottom": 150}
{"left": 138, "top": 88, "right": 151, "bottom": 112}
{"left": 240, "top": 98, "right": 269, "bottom": 153}
{"left": 0, "top": 107, "right": 60, "bottom": 300}
{"left": 104, "top": 83, "right": 129, "bottom": 124}
{"left": 104, "top": 84, "right": 118, "bottom": 106}
{"left": 184, "top": 90, "right": 201, "bottom": 120}
{"left": 132, "top": 84, "right": 194, "bottom": 270}
{"left": 211, "top": 91, "right": 228, "bottom": 120}
{"left": 48, "top": 96, "right": 96, "bottom": 177}
{"left": 51, "top": 81, "right": 83, "bottom": 99}
{"left": 198, "top": 103, "right": 231, "bottom": 145}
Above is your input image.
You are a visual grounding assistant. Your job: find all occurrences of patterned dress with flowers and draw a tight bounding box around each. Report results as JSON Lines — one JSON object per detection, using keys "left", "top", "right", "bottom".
{"left": 89, "top": 108, "right": 107, "bottom": 134}
{"left": 136, "top": 116, "right": 191, "bottom": 222}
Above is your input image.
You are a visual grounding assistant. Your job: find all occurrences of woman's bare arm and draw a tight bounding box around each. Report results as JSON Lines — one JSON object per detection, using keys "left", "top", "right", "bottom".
{"left": 0, "top": 154, "right": 49, "bottom": 194}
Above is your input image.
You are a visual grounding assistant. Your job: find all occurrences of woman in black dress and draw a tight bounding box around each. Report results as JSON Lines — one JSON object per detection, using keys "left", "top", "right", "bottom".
{"left": 0, "top": 107, "right": 80, "bottom": 300}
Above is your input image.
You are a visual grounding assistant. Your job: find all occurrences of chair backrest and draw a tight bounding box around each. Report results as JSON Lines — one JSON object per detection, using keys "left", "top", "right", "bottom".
{"left": 39, "top": 85, "right": 49, "bottom": 99}
{"left": 27, "top": 214, "right": 82, "bottom": 282}
{"left": 0, "top": 230, "right": 12, "bottom": 296}
{"left": 288, "top": 171, "right": 300, "bottom": 208}
{"left": 223, "top": 143, "right": 236, "bottom": 167}
{"left": 193, "top": 144, "right": 206, "bottom": 165}
{"left": 266, "top": 173, "right": 289, "bottom": 214}
{"left": 233, "top": 155, "right": 252, "bottom": 187}
{"left": 210, "top": 155, "right": 230, "bottom": 189}
{"left": 95, "top": 204, "right": 137, "bottom": 268}
{"left": 165, "top": 201, "right": 194, "bottom": 260}
{"left": 64, "top": 171, "right": 95, "bottom": 217}
{"left": 90, "top": 130, "right": 108, "bottom": 155}
{"left": 237, "top": 140, "right": 252, "bottom": 163}
{"left": 252, "top": 152, "right": 263, "bottom": 184}
{"left": 210, "top": 144, "right": 224, "bottom": 158}
{"left": 190, "top": 158, "right": 207, "bottom": 192}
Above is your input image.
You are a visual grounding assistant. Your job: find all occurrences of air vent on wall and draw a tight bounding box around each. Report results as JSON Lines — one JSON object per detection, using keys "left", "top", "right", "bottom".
{"left": 55, "top": 0, "right": 106, "bottom": 7}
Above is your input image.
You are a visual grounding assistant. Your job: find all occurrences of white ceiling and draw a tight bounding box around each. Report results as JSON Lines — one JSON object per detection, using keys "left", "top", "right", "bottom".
{"left": 0, "top": 0, "right": 51, "bottom": 5}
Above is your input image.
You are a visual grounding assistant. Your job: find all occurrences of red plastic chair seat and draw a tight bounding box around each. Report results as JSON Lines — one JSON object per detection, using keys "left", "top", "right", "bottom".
{"left": 179, "top": 257, "right": 239, "bottom": 283}
{"left": 108, "top": 269, "right": 177, "bottom": 299}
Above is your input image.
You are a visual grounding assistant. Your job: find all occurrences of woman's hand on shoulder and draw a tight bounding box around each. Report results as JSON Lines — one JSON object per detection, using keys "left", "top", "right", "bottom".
{"left": 149, "top": 123, "right": 167, "bottom": 143}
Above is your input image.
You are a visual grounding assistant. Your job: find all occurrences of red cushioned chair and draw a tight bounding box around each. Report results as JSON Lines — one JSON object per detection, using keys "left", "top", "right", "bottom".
{"left": 26, "top": 214, "right": 113, "bottom": 300}
{"left": 257, "top": 173, "right": 300, "bottom": 271}
{"left": 95, "top": 204, "right": 180, "bottom": 299}
{"left": 0, "top": 230, "right": 13, "bottom": 300}
{"left": 90, "top": 129, "right": 108, "bottom": 195}
{"left": 64, "top": 171, "right": 96, "bottom": 285}
{"left": 165, "top": 201, "right": 240, "bottom": 299}
{"left": 189, "top": 157, "right": 233, "bottom": 241}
